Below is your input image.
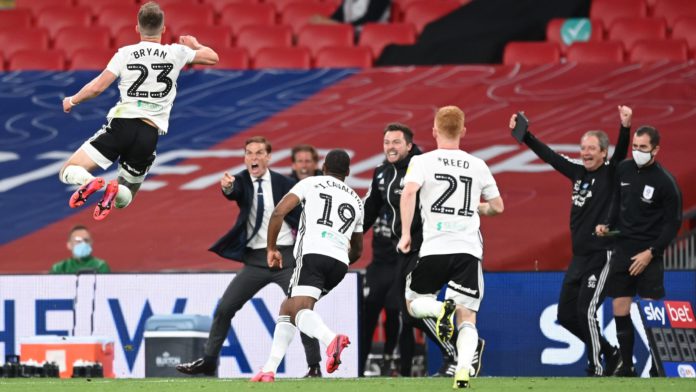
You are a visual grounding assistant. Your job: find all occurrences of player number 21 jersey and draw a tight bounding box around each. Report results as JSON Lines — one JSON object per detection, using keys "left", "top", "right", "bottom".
{"left": 404, "top": 149, "right": 500, "bottom": 259}
{"left": 105, "top": 41, "right": 196, "bottom": 135}
{"left": 290, "top": 176, "right": 364, "bottom": 265}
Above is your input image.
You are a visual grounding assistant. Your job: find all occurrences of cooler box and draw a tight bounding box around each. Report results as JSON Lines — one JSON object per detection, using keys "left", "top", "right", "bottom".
{"left": 19, "top": 336, "right": 115, "bottom": 378}
{"left": 144, "top": 314, "right": 212, "bottom": 377}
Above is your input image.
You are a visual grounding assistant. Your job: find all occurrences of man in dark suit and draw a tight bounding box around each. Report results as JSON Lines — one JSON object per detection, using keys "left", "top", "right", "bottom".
{"left": 176, "top": 136, "right": 323, "bottom": 377}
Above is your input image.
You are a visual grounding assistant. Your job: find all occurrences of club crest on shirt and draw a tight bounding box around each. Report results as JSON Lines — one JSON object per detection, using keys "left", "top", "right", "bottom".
{"left": 642, "top": 185, "right": 655, "bottom": 202}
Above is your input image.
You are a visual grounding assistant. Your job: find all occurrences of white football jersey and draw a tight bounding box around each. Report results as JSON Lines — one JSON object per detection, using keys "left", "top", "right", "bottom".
{"left": 404, "top": 149, "right": 500, "bottom": 259}
{"left": 105, "top": 41, "right": 196, "bottom": 135}
{"left": 290, "top": 176, "right": 364, "bottom": 265}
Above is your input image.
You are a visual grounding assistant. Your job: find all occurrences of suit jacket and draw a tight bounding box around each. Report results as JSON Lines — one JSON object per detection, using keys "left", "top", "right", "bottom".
{"left": 209, "top": 169, "right": 300, "bottom": 262}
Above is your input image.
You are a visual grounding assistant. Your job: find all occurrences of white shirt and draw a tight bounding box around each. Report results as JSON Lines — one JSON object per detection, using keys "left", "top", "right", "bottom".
{"left": 404, "top": 149, "right": 500, "bottom": 259}
{"left": 290, "top": 176, "right": 364, "bottom": 265}
{"left": 246, "top": 170, "right": 294, "bottom": 249}
{"left": 105, "top": 41, "right": 196, "bottom": 135}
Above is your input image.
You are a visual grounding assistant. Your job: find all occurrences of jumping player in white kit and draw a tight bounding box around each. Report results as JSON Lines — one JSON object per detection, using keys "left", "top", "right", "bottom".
{"left": 398, "top": 106, "right": 504, "bottom": 388}
{"left": 58, "top": 1, "right": 218, "bottom": 220}
{"left": 251, "top": 149, "right": 364, "bottom": 382}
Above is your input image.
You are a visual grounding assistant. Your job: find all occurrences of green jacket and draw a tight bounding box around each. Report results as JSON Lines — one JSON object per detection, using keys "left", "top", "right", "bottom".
{"left": 50, "top": 256, "right": 110, "bottom": 274}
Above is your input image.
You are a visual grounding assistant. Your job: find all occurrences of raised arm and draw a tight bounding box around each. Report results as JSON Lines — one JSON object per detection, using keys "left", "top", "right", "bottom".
{"left": 610, "top": 105, "right": 632, "bottom": 164}
{"left": 180, "top": 35, "right": 219, "bottom": 65}
{"left": 510, "top": 113, "right": 580, "bottom": 180}
{"left": 63, "top": 70, "right": 117, "bottom": 113}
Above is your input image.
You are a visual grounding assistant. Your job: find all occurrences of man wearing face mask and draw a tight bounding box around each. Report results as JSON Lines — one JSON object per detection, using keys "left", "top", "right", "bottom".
{"left": 50, "top": 225, "right": 110, "bottom": 274}
{"left": 595, "top": 126, "right": 682, "bottom": 376}
{"left": 510, "top": 106, "right": 631, "bottom": 376}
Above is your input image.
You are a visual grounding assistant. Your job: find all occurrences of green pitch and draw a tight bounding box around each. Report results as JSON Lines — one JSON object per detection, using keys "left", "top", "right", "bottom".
{"left": 1, "top": 377, "right": 695, "bottom": 391}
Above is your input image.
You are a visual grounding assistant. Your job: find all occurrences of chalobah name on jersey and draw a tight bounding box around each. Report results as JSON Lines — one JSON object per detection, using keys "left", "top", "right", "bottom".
{"left": 132, "top": 48, "right": 168, "bottom": 60}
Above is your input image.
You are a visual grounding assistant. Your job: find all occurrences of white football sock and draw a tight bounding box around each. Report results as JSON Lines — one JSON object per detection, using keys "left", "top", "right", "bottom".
{"left": 115, "top": 185, "right": 132, "bottom": 209}
{"left": 296, "top": 309, "right": 336, "bottom": 347}
{"left": 60, "top": 165, "right": 94, "bottom": 185}
{"left": 409, "top": 297, "right": 442, "bottom": 319}
{"left": 456, "top": 321, "right": 478, "bottom": 372}
{"left": 261, "top": 316, "right": 296, "bottom": 373}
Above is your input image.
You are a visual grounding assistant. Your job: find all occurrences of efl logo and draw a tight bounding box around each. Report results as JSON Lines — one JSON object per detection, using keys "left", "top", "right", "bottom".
{"left": 677, "top": 364, "right": 696, "bottom": 378}
{"left": 664, "top": 301, "right": 696, "bottom": 328}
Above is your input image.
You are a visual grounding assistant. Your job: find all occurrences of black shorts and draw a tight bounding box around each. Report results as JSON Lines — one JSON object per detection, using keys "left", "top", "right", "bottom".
{"left": 406, "top": 253, "right": 483, "bottom": 311}
{"left": 606, "top": 246, "right": 665, "bottom": 299}
{"left": 85, "top": 118, "right": 158, "bottom": 181}
{"left": 288, "top": 253, "right": 348, "bottom": 300}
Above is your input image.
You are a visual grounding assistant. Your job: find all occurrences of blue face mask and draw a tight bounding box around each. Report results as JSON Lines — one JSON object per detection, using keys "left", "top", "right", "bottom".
{"left": 72, "top": 242, "right": 92, "bottom": 259}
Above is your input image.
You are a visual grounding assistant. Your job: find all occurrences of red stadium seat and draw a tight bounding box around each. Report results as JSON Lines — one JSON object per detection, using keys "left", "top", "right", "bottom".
{"left": 590, "top": 0, "right": 648, "bottom": 29}
{"left": 315, "top": 46, "right": 372, "bottom": 68}
{"left": 281, "top": 2, "right": 338, "bottom": 33}
{"left": 392, "top": 0, "right": 454, "bottom": 23}
{"left": 502, "top": 42, "right": 561, "bottom": 65}
{"left": 652, "top": 0, "right": 696, "bottom": 28}
{"left": 74, "top": 0, "right": 139, "bottom": 14}
{"left": 204, "top": 47, "right": 250, "bottom": 69}
{"left": 8, "top": 49, "right": 66, "bottom": 71}
{"left": 671, "top": 17, "right": 696, "bottom": 56}
{"left": 69, "top": 48, "right": 116, "bottom": 70}
{"left": 403, "top": 0, "right": 461, "bottom": 33}
{"left": 297, "top": 24, "right": 354, "bottom": 57}
{"left": 566, "top": 41, "right": 625, "bottom": 64}
{"left": 546, "top": 18, "right": 604, "bottom": 52}
{"left": 177, "top": 25, "right": 234, "bottom": 51}
{"left": 35, "top": 6, "right": 92, "bottom": 38}
{"left": 203, "top": 0, "right": 261, "bottom": 14}
{"left": 96, "top": 5, "right": 141, "bottom": 37}
{"left": 358, "top": 23, "right": 416, "bottom": 58}
{"left": 15, "top": 0, "right": 73, "bottom": 15}
{"left": 156, "top": 0, "right": 201, "bottom": 7}
{"left": 608, "top": 17, "right": 667, "bottom": 51}
{"left": 162, "top": 3, "right": 216, "bottom": 37}
{"left": 54, "top": 27, "right": 112, "bottom": 58}
{"left": 0, "top": 9, "right": 33, "bottom": 30}
{"left": 629, "top": 38, "right": 688, "bottom": 62}
{"left": 236, "top": 25, "right": 292, "bottom": 56}
{"left": 219, "top": 3, "right": 277, "bottom": 36}
{"left": 113, "top": 26, "right": 174, "bottom": 48}
{"left": 253, "top": 46, "right": 311, "bottom": 69}
{"left": 0, "top": 28, "right": 50, "bottom": 59}
{"left": 268, "top": 0, "right": 320, "bottom": 13}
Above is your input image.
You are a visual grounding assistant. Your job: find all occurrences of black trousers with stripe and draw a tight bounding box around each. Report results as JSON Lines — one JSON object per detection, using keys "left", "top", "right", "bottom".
{"left": 557, "top": 251, "right": 613, "bottom": 375}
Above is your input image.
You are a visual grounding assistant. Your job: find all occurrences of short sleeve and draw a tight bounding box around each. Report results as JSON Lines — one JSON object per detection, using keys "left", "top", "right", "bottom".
{"left": 353, "top": 202, "right": 364, "bottom": 233}
{"left": 105, "top": 50, "right": 123, "bottom": 77}
{"left": 289, "top": 178, "right": 310, "bottom": 200}
{"left": 403, "top": 155, "right": 425, "bottom": 186}
{"left": 172, "top": 43, "right": 196, "bottom": 65}
{"left": 480, "top": 163, "right": 500, "bottom": 200}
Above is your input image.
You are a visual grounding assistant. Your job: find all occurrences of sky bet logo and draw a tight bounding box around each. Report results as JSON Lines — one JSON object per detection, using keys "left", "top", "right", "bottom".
{"left": 643, "top": 301, "right": 696, "bottom": 328}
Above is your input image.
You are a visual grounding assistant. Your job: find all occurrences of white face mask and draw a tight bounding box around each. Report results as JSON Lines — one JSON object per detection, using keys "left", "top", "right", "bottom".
{"left": 632, "top": 149, "right": 653, "bottom": 167}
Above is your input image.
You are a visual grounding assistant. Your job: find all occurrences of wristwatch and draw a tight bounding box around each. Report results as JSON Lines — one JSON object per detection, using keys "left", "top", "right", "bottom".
{"left": 648, "top": 246, "right": 657, "bottom": 257}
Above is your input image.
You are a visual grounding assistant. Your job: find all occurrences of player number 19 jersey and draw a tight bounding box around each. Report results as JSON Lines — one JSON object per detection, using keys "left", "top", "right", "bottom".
{"left": 290, "top": 176, "right": 364, "bottom": 265}
{"left": 404, "top": 149, "right": 500, "bottom": 259}
{"left": 105, "top": 41, "right": 196, "bottom": 135}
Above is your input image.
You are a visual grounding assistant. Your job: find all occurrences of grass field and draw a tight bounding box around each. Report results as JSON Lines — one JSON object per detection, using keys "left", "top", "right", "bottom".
{"left": 0, "top": 377, "right": 694, "bottom": 391}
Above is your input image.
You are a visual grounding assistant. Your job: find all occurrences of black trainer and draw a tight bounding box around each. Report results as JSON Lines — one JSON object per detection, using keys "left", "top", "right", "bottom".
{"left": 613, "top": 364, "right": 637, "bottom": 377}
{"left": 604, "top": 347, "right": 623, "bottom": 376}
{"left": 304, "top": 364, "right": 322, "bottom": 378}
{"left": 432, "top": 357, "right": 456, "bottom": 377}
{"left": 471, "top": 338, "right": 485, "bottom": 377}
{"left": 175, "top": 357, "right": 216, "bottom": 376}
